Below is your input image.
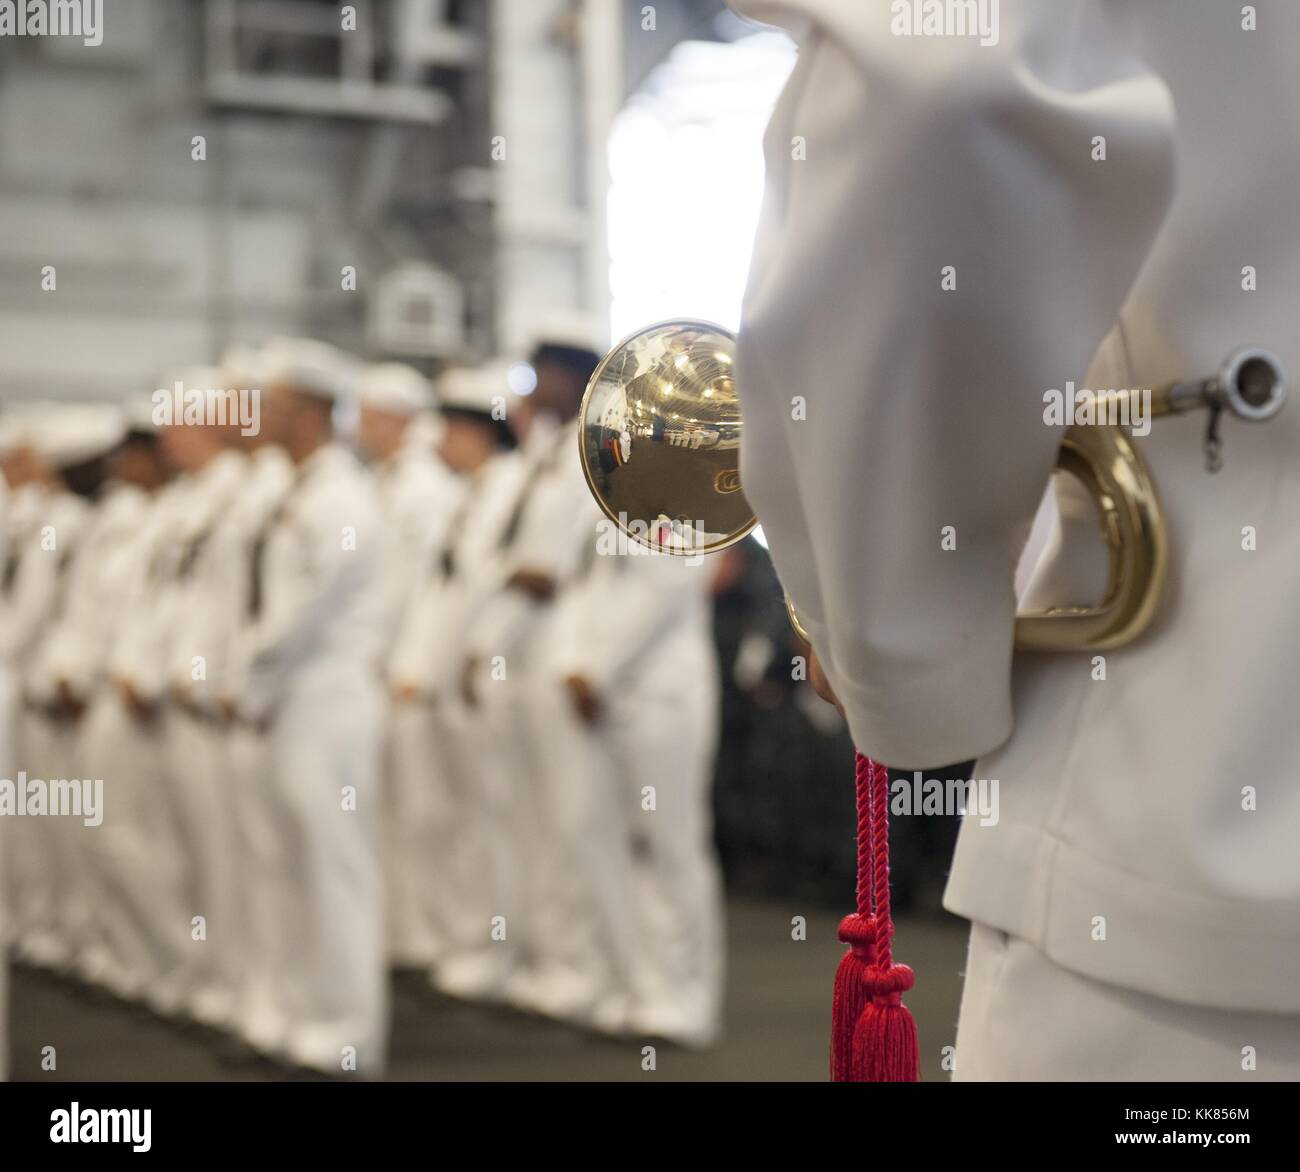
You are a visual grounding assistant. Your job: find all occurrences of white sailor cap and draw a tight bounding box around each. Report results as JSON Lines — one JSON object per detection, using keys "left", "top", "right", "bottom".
{"left": 1, "top": 399, "right": 49, "bottom": 429}
{"left": 154, "top": 366, "right": 236, "bottom": 424}
{"left": 29, "top": 403, "right": 127, "bottom": 468}
{"left": 357, "top": 362, "right": 435, "bottom": 416}
{"left": 0, "top": 400, "right": 58, "bottom": 455}
{"left": 0, "top": 414, "right": 31, "bottom": 455}
{"left": 260, "top": 336, "right": 359, "bottom": 403}
{"left": 219, "top": 342, "right": 273, "bottom": 389}
{"left": 437, "top": 363, "right": 510, "bottom": 416}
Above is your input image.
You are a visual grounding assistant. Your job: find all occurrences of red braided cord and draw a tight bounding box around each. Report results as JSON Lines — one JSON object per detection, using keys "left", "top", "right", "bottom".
{"left": 853, "top": 753, "right": 894, "bottom": 964}
{"left": 869, "top": 756, "right": 893, "bottom": 967}
{"left": 854, "top": 752, "right": 873, "bottom": 919}
{"left": 836, "top": 753, "right": 917, "bottom": 1081}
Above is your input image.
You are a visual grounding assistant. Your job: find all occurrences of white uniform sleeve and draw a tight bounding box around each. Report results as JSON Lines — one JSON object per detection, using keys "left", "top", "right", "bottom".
{"left": 15, "top": 498, "right": 91, "bottom": 701}
{"left": 459, "top": 557, "right": 529, "bottom": 663}
{"left": 386, "top": 569, "right": 447, "bottom": 690}
{"left": 551, "top": 553, "right": 708, "bottom": 693}
{"left": 237, "top": 486, "right": 377, "bottom": 721}
{"left": 463, "top": 468, "right": 601, "bottom": 663}
{"left": 733, "top": 0, "right": 1176, "bottom": 766}
{"left": 107, "top": 484, "right": 196, "bottom": 702}
{"left": 0, "top": 540, "right": 56, "bottom": 666}
{"left": 41, "top": 515, "right": 117, "bottom": 696}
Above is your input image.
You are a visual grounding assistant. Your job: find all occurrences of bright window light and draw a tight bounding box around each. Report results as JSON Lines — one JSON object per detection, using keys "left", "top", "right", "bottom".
{"left": 607, "top": 31, "right": 796, "bottom": 340}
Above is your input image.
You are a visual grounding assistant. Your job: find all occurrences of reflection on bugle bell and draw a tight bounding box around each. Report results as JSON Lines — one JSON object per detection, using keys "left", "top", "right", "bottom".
{"left": 578, "top": 320, "right": 1288, "bottom": 652}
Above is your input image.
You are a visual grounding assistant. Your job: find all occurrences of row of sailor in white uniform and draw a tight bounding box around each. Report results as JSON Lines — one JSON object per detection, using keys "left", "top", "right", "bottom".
{"left": 0, "top": 331, "right": 723, "bottom": 1078}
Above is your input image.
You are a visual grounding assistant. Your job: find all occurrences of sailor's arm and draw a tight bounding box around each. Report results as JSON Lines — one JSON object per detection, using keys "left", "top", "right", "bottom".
{"left": 734, "top": 0, "right": 1177, "bottom": 765}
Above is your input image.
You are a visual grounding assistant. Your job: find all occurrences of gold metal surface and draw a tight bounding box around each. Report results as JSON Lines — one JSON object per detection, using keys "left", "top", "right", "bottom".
{"left": 1013, "top": 423, "right": 1167, "bottom": 651}
{"left": 579, "top": 320, "right": 1288, "bottom": 653}
{"left": 785, "top": 596, "right": 812, "bottom": 646}
{"left": 1016, "top": 346, "right": 1286, "bottom": 650}
{"left": 578, "top": 320, "right": 756, "bottom": 555}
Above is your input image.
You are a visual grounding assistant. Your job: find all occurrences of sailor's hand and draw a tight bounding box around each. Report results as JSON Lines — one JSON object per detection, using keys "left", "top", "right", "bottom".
{"left": 227, "top": 699, "right": 270, "bottom": 735}
{"left": 460, "top": 657, "right": 481, "bottom": 708}
{"left": 114, "top": 677, "right": 157, "bottom": 724}
{"left": 172, "top": 682, "right": 204, "bottom": 719}
{"left": 391, "top": 679, "right": 423, "bottom": 705}
{"left": 806, "top": 647, "right": 843, "bottom": 716}
{"left": 508, "top": 568, "right": 557, "bottom": 602}
{"left": 55, "top": 678, "right": 86, "bottom": 721}
{"left": 563, "top": 674, "right": 602, "bottom": 726}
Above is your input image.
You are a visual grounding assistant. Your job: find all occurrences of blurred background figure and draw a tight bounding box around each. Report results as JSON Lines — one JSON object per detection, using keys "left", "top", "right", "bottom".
{"left": 40, "top": 400, "right": 170, "bottom": 995}
{"left": 545, "top": 543, "right": 725, "bottom": 1045}
{"left": 75, "top": 401, "right": 187, "bottom": 1011}
{"left": 388, "top": 363, "right": 527, "bottom": 1002}
{"left": 5, "top": 406, "right": 122, "bottom": 971}
{"left": 453, "top": 327, "right": 605, "bottom": 1019}
{"left": 153, "top": 371, "right": 248, "bottom": 1030}
{"left": 354, "top": 361, "right": 463, "bottom": 969}
{"left": 209, "top": 343, "right": 297, "bottom": 1057}
{"left": 225, "top": 339, "right": 389, "bottom": 1075}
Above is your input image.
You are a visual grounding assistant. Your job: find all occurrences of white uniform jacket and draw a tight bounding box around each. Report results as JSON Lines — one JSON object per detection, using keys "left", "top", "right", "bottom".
{"left": 734, "top": 0, "right": 1300, "bottom": 1011}
{"left": 373, "top": 436, "right": 463, "bottom": 661}
{"left": 462, "top": 418, "right": 601, "bottom": 669}
{"left": 232, "top": 444, "right": 384, "bottom": 722}
{"left": 107, "top": 477, "right": 205, "bottom": 705}
{"left": 547, "top": 548, "right": 717, "bottom": 704}
{"left": 37, "top": 482, "right": 154, "bottom": 702}
{"left": 387, "top": 449, "right": 530, "bottom": 698}
{"left": 4, "top": 489, "right": 91, "bottom": 706}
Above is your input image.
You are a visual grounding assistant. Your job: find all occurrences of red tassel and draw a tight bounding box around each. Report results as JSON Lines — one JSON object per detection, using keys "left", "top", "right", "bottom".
{"left": 830, "top": 917, "right": 874, "bottom": 1080}
{"left": 830, "top": 755, "right": 919, "bottom": 1082}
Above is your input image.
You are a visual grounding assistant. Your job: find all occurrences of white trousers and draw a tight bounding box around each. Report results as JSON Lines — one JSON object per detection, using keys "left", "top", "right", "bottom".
{"left": 604, "top": 684, "right": 724, "bottom": 1043}
{"left": 260, "top": 683, "right": 387, "bottom": 1074}
{"left": 382, "top": 701, "right": 444, "bottom": 967}
{"left": 524, "top": 677, "right": 639, "bottom": 1009}
{"left": 521, "top": 672, "right": 725, "bottom": 1041}
{"left": 80, "top": 692, "right": 191, "bottom": 1009}
{"left": 954, "top": 922, "right": 1300, "bottom": 1081}
{"left": 228, "top": 724, "right": 282, "bottom": 1050}
{"left": 8, "top": 708, "right": 58, "bottom": 955}
{"left": 478, "top": 675, "right": 584, "bottom": 983}
{"left": 167, "top": 709, "right": 239, "bottom": 1021}
{"left": 427, "top": 700, "right": 508, "bottom": 974}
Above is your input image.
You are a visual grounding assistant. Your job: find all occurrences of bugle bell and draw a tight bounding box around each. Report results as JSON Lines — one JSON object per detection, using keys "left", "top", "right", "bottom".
{"left": 578, "top": 319, "right": 1288, "bottom": 653}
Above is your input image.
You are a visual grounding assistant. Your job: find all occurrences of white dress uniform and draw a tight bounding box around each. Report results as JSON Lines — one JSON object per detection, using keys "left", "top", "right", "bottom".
{"left": 377, "top": 437, "right": 464, "bottom": 967}
{"left": 0, "top": 478, "right": 43, "bottom": 784}
{"left": 543, "top": 549, "right": 725, "bottom": 1043}
{"left": 0, "top": 477, "right": 28, "bottom": 783}
{"left": 6, "top": 484, "right": 90, "bottom": 968}
{"left": 157, "top": 445, "right": 248, "bottom": 1025}
{"left": 373, "top": 431, "right": 460, "bottom": 646}
{"left": 356, "top": 365, "right": 466, "bottom": 967}
{"left": 80, "top": 478, "right": 195, "bottom": 1008}
{"left": 388, "top": 446, "right": 530, "bottom": 997}
{"left": 230, "top": 442, "right": 388, "bottom": 1074}
{"left": 37, "top": 478, "right": 154, "bottom": 977}
{"left": 734, "top": 0, "right": 1300, "bottom": 1077}
{"left": 458, "top": 415, "right": 606, "bottom": 1008}
{"left": 216, "top": 443, "right": 297, "bottom": 1048}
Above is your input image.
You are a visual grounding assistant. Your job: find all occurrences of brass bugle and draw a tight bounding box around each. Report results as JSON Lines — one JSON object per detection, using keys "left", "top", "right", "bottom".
{"left": 578, "top": 322, "right": 1288, "bottom": 654}
{"left": 1015, "top": 346, "right": 1287, "bottom": 651}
